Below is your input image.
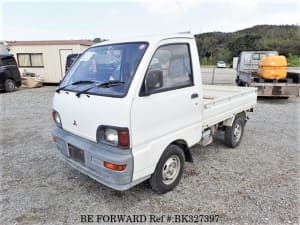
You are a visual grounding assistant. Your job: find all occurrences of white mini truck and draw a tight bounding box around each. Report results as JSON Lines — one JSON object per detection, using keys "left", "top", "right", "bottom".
{"left": 52, "top": 34, "right": 257, "bottom": 193}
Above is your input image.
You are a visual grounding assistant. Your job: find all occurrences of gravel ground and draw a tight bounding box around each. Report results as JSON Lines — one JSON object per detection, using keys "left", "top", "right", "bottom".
{"left": 0, "top": 73, "right": 299, "bottom": 224}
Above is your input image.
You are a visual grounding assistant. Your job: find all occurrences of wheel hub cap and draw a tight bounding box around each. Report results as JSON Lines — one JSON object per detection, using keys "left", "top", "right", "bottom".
{"left": 8, "top": 82, "right": 13, "bottom": 90}
{"left": 162, "top": 155, "right": 180, "bottom": 185}
{"left": 233, "top": 123, "right": 242, "bottom": 142}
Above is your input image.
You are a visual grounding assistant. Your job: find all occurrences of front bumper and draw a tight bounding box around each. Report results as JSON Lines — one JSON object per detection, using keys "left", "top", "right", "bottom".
{"left": 52, "top": 127, "right": 134, "bottom": 191}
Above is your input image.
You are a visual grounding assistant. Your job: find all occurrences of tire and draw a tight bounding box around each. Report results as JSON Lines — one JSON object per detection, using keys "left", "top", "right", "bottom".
{"left": 224, "top": 116, "right": 245, "bottom": 148}
{"left": 5, "top": 79, "right": 16, "bottom": 92}
{"left": 149, "top": 145, "right": 185, "bottom": 194}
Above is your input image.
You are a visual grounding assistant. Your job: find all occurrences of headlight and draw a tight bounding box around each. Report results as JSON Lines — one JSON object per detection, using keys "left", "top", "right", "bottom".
{"left": 51, "top": 110, "right": 62, "bottom": 128}
{"left": 97, "top": 126, "right": 129, "bottom": 148}
{"left": 104, "top": 128, "right": 118, "bottom": 145}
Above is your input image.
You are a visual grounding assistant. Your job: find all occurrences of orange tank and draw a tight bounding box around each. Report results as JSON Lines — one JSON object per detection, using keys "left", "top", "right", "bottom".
{"left": 258, "top": 56, "right": 287, "bottom": 80}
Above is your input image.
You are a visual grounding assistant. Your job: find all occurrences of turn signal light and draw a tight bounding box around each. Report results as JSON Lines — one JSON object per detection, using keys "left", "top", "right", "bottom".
{"left": 104, "top": 162, "right": 127, "bottom": 171}
{"left": 118, "top": 130, "right": 129, "bottom": 147}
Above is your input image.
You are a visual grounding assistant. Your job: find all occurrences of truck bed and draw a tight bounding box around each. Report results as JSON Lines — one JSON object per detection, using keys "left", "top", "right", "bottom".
{"left": 202, "top": 85, "right": 257, "bottom": 129}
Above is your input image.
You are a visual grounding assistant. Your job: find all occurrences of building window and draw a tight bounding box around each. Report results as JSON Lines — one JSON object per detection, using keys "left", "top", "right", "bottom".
{"left": 17, "top": 53, "right": 44, "bottom": 67}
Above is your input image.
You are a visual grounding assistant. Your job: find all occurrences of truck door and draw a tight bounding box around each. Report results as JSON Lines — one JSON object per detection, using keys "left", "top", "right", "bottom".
{"left": 130, "top": 42, "right": 202, "bottom": 180}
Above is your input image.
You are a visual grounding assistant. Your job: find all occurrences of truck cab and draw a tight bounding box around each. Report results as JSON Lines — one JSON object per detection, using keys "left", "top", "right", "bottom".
{"left": 236, "top": 51, "right": 278, "bottom": 86}
{"left": 52, "top": 34, "right": 256, "bottom": 193}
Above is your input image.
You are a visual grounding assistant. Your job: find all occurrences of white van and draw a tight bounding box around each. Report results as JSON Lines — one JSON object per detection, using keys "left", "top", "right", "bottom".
{"left": 52, "top": 34, "right": 257, "bottom": 193}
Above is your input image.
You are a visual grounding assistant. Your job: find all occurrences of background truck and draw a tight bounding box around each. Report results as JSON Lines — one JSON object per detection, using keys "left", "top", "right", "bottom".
{"left": 52, "top": 34, "right": 257, "bottom": 193}
{"left": 0, "top": 54, "right": 21, "bottom": 92}
{"left": 235, "top": 51, "right": 300, "bottom": 97}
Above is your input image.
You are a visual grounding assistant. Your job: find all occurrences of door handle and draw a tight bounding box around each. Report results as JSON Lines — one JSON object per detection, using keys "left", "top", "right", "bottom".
{"left": 191, "top": 93, "right": 199, "bottom": 99}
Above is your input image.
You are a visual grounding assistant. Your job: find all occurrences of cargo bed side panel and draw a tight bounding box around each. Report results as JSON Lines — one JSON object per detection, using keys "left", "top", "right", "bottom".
{"left": 202, "top": 85, "right": 257, "bottom": 128}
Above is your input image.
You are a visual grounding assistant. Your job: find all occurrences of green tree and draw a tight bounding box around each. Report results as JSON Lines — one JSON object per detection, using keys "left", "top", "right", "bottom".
{"left": 228, "top": 34, "right": 261, "bottom": 57}
{"left": 194, "top": 25, "right": 300, "bottom": 65}
{"left": 93, "top": 37, "right": 106, "bottom": 43}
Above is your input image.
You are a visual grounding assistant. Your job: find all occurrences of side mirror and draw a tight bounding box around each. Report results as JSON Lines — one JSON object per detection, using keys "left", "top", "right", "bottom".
{"left": 145, "top": 70, "right": 163, "bottom": 95}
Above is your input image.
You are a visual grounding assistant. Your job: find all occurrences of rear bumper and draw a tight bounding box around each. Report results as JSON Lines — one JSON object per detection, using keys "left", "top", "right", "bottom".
{"left": 252, "top": 83, "right": 300, "bottom": 97}
{"left": 52, "top": 127, "right": 135, "bottom": 191}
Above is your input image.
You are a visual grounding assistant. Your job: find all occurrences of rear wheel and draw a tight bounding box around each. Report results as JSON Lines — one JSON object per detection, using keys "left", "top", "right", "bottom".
{"left": 5, "top": 79, "right": 16, "bottom": 92}
{"left": 149, "top": 145, "right": 185, "bottom": 194}
{"left": 225, "top": 116, "right": 245, "bottom": 148}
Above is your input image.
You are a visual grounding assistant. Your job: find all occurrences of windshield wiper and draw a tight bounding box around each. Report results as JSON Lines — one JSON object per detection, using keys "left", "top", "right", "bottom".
{"left": 75, "top": 80, "right": 125, "bottom": 97}
{"left": 56, "top": 80, "right": 95, "bottom": 93}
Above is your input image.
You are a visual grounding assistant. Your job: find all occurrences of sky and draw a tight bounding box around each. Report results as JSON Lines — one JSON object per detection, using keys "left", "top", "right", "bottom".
{"left": 0, "top": 0, "right": 299, "bottom": 41}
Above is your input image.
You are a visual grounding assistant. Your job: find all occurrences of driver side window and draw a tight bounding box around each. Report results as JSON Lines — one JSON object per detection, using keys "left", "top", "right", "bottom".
{"left": 147, "top": 44, "right": 193, "bottom": 92}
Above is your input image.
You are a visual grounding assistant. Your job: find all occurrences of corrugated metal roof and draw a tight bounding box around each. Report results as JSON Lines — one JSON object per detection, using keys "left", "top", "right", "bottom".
{"left": 8, "top": 40, "right": 95, "bottom": 46}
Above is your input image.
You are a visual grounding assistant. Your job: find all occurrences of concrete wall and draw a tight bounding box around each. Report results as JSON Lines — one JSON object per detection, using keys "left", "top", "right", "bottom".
{"left": 9, "top": 44, "right": 90, "bottom": 83}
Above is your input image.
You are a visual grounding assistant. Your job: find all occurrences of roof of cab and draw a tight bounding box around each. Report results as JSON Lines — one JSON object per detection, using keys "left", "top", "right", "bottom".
{"left": 92, "top": 33, "right": 194, "bottom": 47}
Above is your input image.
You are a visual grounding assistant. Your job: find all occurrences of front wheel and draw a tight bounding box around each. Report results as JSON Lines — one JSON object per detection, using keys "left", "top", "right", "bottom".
{"left": 5, "top": 79, "right": 16, "bottom": 92}
{"left": 224, "top": 116, "right": 245, "bottom": 148}
{"left": 149, "top": 145, "right": 185, "bottom": 194}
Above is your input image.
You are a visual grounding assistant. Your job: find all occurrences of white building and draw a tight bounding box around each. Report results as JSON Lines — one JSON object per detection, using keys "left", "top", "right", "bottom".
{"left": 8, "top": 40, "right": 94, "bottom": 83}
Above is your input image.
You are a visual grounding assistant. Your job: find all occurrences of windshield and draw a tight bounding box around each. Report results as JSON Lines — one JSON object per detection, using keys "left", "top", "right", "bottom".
{"left": 60, "top": 42, "right": 148, "bottom": 97}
